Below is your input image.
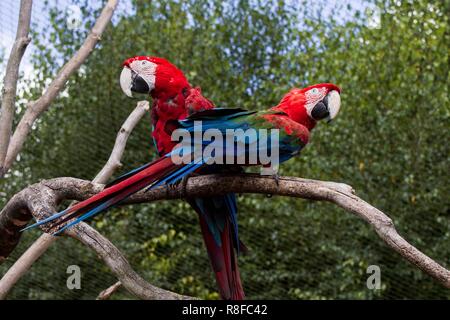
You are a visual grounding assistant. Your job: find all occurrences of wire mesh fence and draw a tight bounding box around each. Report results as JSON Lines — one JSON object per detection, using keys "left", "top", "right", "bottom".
{"left": 0, "top": 0, "right": 448, "bottom": 300}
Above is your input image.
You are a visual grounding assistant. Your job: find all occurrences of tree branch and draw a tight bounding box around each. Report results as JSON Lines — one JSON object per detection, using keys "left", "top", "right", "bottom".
{"left": 0, "top": 233, "right": 53, "bottom": 297}
{"left": 0, "top": 101, "right": 149, "bottom": 298}
{"left": 0, "top": 177, "right": 193, "bottom": 299}
{"left": 0, "top": 0, "right": 33, "bottom": 176}
{"left": 93, "top": 101, "right": 150, "bottom": 184}
{"left": 66, "top": 223, "right": 192, "bottom": 299}
{"left": 0, "top": 0, "right": 118, "bottom": 177}
{"left": 97, "top": 281, "right": 121, "bottom": 300}
{"left": 0, "top": 174, "right": 448, "bottom": 300}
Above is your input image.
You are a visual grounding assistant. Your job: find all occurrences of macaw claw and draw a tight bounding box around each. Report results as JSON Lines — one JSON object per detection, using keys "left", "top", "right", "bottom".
{"left": 272, "top": 173, "right": 280, "bottom": 187}
{"left": 173, "top": 172, "right": 200, "bottom": 196}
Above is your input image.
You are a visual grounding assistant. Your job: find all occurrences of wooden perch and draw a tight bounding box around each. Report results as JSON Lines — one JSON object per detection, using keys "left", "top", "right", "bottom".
{"left": 0, "top": 0, "right": 118, "bottom": 177}
{"left": 0, "top": 174, "right": 449, "bottom": 299}
{"left": 0, "top": 177, "right": 193, "bottom": 300}
{"left": 67, "top": 223, "right": 194, "bottom": 300}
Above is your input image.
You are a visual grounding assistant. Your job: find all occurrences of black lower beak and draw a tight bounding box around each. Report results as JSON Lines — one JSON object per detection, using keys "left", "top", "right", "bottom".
{"left": 131, "top": 71, "right": 150, "bottom": 94}
{"left": 311, "top": 97, "right": 330, "bottom": 121}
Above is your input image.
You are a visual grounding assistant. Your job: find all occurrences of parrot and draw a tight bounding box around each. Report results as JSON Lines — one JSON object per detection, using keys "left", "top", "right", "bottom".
{"left": 119, "top": 56, "right": 245, "bottom": 300}
{"left": 22, "top": 57, "right": 341, "bottom": 300}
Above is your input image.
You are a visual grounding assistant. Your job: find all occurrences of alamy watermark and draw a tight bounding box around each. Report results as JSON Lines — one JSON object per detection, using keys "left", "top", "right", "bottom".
{"left": 66, "top": 5, "right": 82, "bottom": 30}
{"left": 366, "top": 265, "right": 381, "bottom": 290}
{"left": 66, "top": 265, "right": 81, "bottom": 290}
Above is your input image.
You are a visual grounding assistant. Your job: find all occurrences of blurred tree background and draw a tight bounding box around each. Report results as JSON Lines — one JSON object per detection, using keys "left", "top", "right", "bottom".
{"left": 0, "top": 0, "right": 448, "bottom": 299}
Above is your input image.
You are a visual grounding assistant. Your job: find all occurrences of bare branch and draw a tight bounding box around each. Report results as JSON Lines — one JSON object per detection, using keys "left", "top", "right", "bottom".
{"left": 0, "top": 233, "right": 55, "bottom": 298}
{"left": 0, "top": 101, "right": 148, "bottom": 298}
{"left": 93, "top": 101, "right": 149, "bottom": 184}
{"left": 1, "top": 0, "right": 119, "bottom": 177}
{"left": 66, "top": 223, "right": 193, "bottom": 300}
{"left": 0, "top": 177, "right": 193, "bottom": 300}
{"left": 0, "top": 2, "right": 121, "bottom": 292}
{"left": 97, "top": 281, "right": 121, "bottom": 300}
{"left": 0, "top": 0, "right": 33, "bottom": 176}
{"left": 0, "top": 174, "right": 448, "bottom": 300}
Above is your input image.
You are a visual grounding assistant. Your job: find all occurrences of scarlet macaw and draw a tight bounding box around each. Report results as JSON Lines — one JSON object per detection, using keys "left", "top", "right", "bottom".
{"left": 119, "top": 56, "right": 244, "bottom": 299}
{"left": 23, "top": 57, "right": 341, "bottom": 300}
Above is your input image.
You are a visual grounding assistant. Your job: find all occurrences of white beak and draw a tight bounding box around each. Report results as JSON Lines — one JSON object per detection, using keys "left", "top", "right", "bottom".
{"left": 327, "top": 90, "right": 341, "bottom": 121}
{"left": 120, "top": 67, "right": 133, "bottom": 97}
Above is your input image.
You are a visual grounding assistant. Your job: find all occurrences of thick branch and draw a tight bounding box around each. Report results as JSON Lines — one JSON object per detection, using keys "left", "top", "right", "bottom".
{"left": 0, "top": 174, "right": 449, "bottom": 294}
{"left": 1, "top": 0, "right": 118, "bottom": 177}
{"left": 0, "top": 178, "right": 192, "bottom": 300}
{"left": 66, "top": 223, "right": 192, "bottom": 299}
{"left": 0, "top": 0, "right": 33, "bottom": 176}
{"left": 0, "top": 101, "right": 149, "bottom": 298}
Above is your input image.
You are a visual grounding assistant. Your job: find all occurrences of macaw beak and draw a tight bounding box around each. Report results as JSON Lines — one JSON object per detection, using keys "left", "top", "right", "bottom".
{"left": 326, "top": 90, "right": 341, "bottom": 122}
{"left": 311, "top": 90, "right": 341, "bottom": 122}
{"left": 119, "top": 67, "right": 151, "bottom": 98}
{"left": 120, "top": 67, "right": 133, "bottom": 97}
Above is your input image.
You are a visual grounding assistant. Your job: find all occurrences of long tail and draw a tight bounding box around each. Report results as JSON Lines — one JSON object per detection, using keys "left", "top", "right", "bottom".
{"left": 188, "top": 195, "right": 245, "bottom": 300}
{"left": 21, "top": 155, "right": 200, "bottom": 234}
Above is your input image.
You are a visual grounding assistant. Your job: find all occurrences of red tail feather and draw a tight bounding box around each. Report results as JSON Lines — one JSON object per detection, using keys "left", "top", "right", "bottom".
{"left": 51, "top": 157, "right": 178, "bottom": 229}
{"left": 198, "top": 214, "right": 245, "bottom": 300}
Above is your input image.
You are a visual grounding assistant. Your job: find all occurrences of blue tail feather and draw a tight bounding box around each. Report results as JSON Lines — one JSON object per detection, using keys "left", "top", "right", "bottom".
{"left": 20, "top": 208, "right": 70, "bottom": 232}
{"left": 194, "top": 192, "right": 239, "bottom": 254}
{"left": 224, "top": 193, "right": 239, "bottom": 253}
{"left": 53, "top": 200, "right": 115, "bottom": 235}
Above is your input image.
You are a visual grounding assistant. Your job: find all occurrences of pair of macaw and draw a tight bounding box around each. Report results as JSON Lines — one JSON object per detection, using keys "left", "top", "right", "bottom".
{"left": 24, "top": 56, "right": 341, "bottom": 300}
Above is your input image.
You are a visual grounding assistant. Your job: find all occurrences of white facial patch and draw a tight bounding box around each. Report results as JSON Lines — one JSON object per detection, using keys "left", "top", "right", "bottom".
{"left": 304, "top": 87, "right": 327, "bottom": 118}
{"left": 129, "top": 60, "right": 157, "bottom": 92}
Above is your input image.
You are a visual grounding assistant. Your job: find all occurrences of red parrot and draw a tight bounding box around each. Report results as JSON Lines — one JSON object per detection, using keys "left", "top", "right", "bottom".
{"left": 119, "top": 56, "right": 215, "bottom": 155}
{"left": 119, "top": 56, "right": 244, "bottom": 299}
{"left": 23, "top": 57, "right": 341, "bottom": 301}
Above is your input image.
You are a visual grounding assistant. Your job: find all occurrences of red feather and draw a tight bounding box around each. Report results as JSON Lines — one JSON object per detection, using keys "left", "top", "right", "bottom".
{"left": 50, "top": 156, "right": 178, "bottom": 228}
{"left": 146, "top": 57, "right": 244, "bottom": 300}
{"left": 197, "top": 209, "right": 245, "bottom": 300}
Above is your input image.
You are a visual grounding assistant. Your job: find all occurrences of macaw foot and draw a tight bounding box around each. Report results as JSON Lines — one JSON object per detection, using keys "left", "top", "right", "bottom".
{"left": 180, "top": 172, "right": 200, "bottom": 185}
{"left": 168, "top": 172, "right": 200, "bottom": 196}
{"left": 265, "top": 173, "right": 280, "bottom": 198}
{"left": 165, "top": 183, "right": 178, "bottom": 191}
{"left": 260, "top": 165, "right": 280, "bottom": 187}
{"left": 272, "top": 173, "right": 280, "bottom": 187}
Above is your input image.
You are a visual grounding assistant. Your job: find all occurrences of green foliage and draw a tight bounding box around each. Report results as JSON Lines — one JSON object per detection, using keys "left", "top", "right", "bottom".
{"left": 0, "top": 0, "right": 448, "bottom": 299}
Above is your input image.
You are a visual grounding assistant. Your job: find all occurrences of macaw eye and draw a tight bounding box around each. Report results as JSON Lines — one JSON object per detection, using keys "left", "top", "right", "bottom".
{"left": 310, "top": 88, "right": 319, "bottom": 94}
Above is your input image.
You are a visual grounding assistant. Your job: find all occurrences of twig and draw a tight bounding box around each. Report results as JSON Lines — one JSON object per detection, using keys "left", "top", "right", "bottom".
{"left": 0, "top": 174, "right": 448, "bottom": 300}
{"left": 0, "top": 101, "right": 148, "bottom": 298}
{"left": 0, "top": 0, "right": 33, "bottom": 176}
{"left": 1, "top": 0, "right": 119, "bottom": 177}
{"left": 97, "top": 281, "right": 121, "bottom": 300}
{"left": 0, "top": 233, "right": 54, "bottom": 297}
{"left": 93, "top": 101, "right": 149, "bottom": 184}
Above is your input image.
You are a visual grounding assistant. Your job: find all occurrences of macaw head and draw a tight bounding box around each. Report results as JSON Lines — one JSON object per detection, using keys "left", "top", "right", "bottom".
{"left": 274, "top": 83, "right": 341, "bottom": 130}
{"left": 120, "top": 56, "right": 190, "bottom": 99}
